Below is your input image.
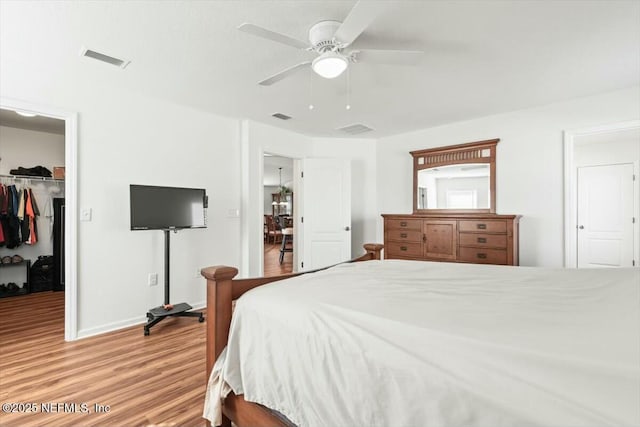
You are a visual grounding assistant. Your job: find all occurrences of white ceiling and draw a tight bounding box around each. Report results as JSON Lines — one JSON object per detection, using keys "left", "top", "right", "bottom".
{"left": 1, "top": 1, "right": 639, "bottom": 138}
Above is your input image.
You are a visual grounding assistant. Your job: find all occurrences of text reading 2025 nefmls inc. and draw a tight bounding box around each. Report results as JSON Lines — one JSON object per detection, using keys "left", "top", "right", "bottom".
{"left": 2, "top": 402, "right": 111, "bottom": 414}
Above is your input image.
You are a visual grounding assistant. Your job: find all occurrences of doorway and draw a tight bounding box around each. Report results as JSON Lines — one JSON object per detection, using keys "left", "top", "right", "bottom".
{"left": 0, "top": 98, "right": 77, "bottom": 340}
{"left": 564, "top": 121, "right": 640, "bottom": 268}
{"left": 263, "top": 153, "right": 294, "bottom": 276}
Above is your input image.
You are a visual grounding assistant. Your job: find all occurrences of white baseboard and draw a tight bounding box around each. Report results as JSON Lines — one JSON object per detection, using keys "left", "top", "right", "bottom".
{"left": 76, "top": 300, "right": 206, "bottom": 340}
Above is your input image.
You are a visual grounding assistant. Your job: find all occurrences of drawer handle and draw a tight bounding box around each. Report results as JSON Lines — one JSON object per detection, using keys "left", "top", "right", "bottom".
{"left": 400, "top": 221, "right": 407, "bottom": 227}
{"left": 477, "top": 237, "right": 487, "bottom": 243}
{"left": 476, "top": 224, "right": 487, "bottom": 230}
{"left": 477, "top": 253, "right": 487, "bottom": 259}
{"left": 400, "top": 246, "right": 408, "bottom": 251}
{"left": 400, "top": 233, "right": 408, "bottom": 238}
{"left": 423, "top": 234, "right": 427, "bottom": 243}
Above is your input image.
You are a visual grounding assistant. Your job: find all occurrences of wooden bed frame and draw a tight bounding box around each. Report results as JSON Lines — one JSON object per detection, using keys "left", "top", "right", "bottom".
{"left": 200, "top": 243, "right": 384, "bottom": 427}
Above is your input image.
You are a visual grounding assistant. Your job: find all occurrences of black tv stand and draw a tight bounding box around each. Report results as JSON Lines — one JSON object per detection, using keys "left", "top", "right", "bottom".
{"left": 144, "top": 229, "right": 204, "bottom": 336}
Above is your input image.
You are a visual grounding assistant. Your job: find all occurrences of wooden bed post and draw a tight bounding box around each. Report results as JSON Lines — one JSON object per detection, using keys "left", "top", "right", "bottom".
{"left": 363, "top": 243, "right": 384, "bottom": 260}
{"left": 200, "top": 266, "right": 239, "bottom": 382}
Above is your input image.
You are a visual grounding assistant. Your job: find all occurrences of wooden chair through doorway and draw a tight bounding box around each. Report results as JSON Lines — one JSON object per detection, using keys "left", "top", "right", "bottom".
{"left": 265, "top": 215, "right": 282, "bottom": 245}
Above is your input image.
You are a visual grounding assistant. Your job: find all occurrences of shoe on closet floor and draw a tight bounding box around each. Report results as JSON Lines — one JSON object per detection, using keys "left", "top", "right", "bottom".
{"left": 11, "top": 254, "right": 23, "bottom": 263}
{"left": 1, "top": 256, "right": 11, "bottom": 264}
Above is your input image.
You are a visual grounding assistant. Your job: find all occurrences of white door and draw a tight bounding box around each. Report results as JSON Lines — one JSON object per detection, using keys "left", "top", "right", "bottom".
{"left": 577, "top": 163, "right": 635, "bottom": 267}
{"left": 301, "top": 158, "right": 351, "bottom": 271}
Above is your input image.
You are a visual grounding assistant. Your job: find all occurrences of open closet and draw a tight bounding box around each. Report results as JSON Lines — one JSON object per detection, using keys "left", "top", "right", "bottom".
{"left": 0, "top": 109, "right": 65, "bottom": 298}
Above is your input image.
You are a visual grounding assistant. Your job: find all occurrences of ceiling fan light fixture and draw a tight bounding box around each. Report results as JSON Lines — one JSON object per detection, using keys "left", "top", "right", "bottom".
{"left": 312, "top": 52, "right": 348, "bottom": 79}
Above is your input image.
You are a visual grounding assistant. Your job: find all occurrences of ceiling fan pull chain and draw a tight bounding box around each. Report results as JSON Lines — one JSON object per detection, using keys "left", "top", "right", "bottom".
{"left": 346, "top": 67, "right": 351, "bottom": 111}
{"left": 308, "top": 69, "right": 315, "bottom": 110}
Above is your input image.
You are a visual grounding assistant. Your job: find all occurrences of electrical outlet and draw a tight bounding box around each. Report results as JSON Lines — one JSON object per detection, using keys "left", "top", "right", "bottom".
{"left": 148, "top": 273, "right": 158, "bottom": 286}
{"left": 194, "top": 268, "right": 201, "bottom": 278}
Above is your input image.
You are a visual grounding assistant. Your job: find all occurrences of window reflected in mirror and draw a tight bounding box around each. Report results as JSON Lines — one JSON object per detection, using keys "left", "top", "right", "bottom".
{"left": 417, "top": 163, "right": 490, "bottom": 210}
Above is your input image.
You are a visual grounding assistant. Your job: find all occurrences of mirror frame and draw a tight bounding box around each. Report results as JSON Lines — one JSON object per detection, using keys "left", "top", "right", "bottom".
{"left": 411, "top": 138, "right": 499, "bottom": 214}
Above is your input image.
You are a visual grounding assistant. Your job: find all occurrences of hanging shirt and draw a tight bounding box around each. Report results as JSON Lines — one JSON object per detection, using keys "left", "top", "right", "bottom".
{"left": 0, "top": 184, "right": 7, "bottom": 214}
{"left": 4, "top": 186, "right": 21, "bottom": 248}
{"left": 0, "top": 184, "right": 6, "bottom": 246}
{"left": 25, "top": 188, "right": 37, "bottom": 245}
{"left": 17, "top": 188, "right": 25, "bottom": 220}
{"left": 43, "top": 194, "right": 54, "bottom": 239}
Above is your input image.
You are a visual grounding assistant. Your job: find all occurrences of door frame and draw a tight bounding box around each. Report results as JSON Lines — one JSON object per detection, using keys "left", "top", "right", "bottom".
{"left": 564, "top": 120, "right": 640, "bottom": 267}
{"left": 0, "top": 97, "right": 78, "bottom": 341}
{"left": 261, "top": 152, "right": 299, "bottom": 275}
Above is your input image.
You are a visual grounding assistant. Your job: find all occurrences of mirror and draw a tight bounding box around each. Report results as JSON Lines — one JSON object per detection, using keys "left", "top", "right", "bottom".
{"left": 417, "top": 163, "right": 490, "bottom": 209}
{"left": 411, "top": 139, "right": 498, "bottom": 213}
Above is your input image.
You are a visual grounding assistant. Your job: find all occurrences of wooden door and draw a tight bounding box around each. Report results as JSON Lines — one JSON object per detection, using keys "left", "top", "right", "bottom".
{"left": 424, "top": 220, "right": 457, "bottom": 260}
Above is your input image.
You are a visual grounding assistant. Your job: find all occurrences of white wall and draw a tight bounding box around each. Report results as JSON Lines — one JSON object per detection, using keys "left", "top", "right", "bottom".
{"left": 574, "top": 134, "right": 640, "bottom": 167}
{"left": 311, "top": 137, "right": 378, "bottom": 258}
{"left": 377, "top": 86, "right": 640, "bottom": 267}
{"left": 1, "top": 80, "right": 242, "bottom": 339}
{"left": 0, "top": 125, "right": 66, "bottom": 285}
{"left": 78, "top": 97, "right": 241, "bottom": 338}
{"left": 0, "top": 125, "right": 65, "bottom": 175}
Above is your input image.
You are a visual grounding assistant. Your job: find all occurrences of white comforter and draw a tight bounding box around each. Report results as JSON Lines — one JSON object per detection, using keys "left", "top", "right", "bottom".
{"left": 203, "top": 260, "right": 640, "bottom": 427}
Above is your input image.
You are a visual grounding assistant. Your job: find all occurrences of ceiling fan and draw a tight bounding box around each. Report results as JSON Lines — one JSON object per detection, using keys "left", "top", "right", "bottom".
{"left": 238, "top": 1, "right": 423, "bottom": 86}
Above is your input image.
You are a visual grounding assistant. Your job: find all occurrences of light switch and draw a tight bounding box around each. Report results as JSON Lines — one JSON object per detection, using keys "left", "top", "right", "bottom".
{"left": 80, "top": 208, "right": 92, "bottom": 222}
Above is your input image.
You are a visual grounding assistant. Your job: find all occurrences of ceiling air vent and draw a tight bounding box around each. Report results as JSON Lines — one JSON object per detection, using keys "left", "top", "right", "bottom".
{"left": 337, "top": 123, "right": 374, "bottom": 135}
{"left": 79, "top": 47, "right": 130, "bottom": 69}
{"left": 272, "top": 113, "right": 292, "bottom": 121}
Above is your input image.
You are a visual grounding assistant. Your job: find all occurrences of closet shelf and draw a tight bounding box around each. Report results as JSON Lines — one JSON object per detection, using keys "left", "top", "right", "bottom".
{"left": 0, "top": 174, "right": 64, "bottom": 183}
{"left": 0, "top": 259, "right": 30, "bottom": 268}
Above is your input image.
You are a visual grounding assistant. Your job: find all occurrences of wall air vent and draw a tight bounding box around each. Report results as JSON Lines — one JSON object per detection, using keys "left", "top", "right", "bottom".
{"left": 79, "top": 47, "right": 130, "bottom": 69}
{"left": 272, "top": 113, "right": 292, "bottom": 121}
{"left": 337, "top": 123, "right": 374, "bottom": 135}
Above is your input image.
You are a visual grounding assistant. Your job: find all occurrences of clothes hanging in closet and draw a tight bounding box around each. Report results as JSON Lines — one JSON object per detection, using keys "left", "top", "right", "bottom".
{"left": 0, "top": 184, "right": 6, "bottom": 246}
{"left": 0, "top": 183, "right": 40, "bottom": 248}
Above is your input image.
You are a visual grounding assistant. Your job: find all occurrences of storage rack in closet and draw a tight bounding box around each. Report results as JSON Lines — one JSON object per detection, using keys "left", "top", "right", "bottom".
{"left": 0, "top": 174, "right": 64, "bottom": 183}
{"left": 0, "top": 174, "right": 64, "bottom": 297}
{"left": 0, "top": 259, "right": 31, "bottom": 297}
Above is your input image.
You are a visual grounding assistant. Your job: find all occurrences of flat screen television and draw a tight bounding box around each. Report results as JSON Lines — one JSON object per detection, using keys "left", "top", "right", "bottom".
{"left": 130, "top": 184, "right": 207, "bottom": 230}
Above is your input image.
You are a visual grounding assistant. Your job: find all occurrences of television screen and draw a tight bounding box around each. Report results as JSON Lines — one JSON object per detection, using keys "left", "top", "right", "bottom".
{"left": 130, "top": 185, "right": 207, "bottom": 230}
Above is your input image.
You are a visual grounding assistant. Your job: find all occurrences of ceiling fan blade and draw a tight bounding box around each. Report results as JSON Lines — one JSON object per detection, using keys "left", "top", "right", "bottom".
{"left": 238, "top": 23, "right": 309, "bottom": 50}
{"left": 333, "top": 1, "right": 390, "bottom": 47}
{"left": 258, "top": 61, "right": 311, "bottom": 86}
{"left": 354, "top": 49, "right": 423, "bottom": 65}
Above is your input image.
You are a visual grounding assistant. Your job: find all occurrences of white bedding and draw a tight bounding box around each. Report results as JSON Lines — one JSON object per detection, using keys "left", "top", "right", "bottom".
{"left": 203, "top": 260, "right": 640, "bottom": 427}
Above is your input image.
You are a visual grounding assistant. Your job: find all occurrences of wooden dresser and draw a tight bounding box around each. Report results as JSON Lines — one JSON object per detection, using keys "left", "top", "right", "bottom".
{"left": 382, "top": 213, "right": 521, "bottom": 265}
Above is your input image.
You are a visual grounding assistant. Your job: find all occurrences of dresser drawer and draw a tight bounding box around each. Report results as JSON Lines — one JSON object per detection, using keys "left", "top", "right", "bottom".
{"left": 386, "top": 229, "right": 423, "bottom": 242}
{"left": 385, "top": 241, "right": 422, "bottom": 258}
{"left": 458, "top": 220, "right": 506, "bottom": 233}
{"left": 386, "top": 219, "right": 422, "bottom": 231}
{"left": 459, "top": 233, "right": 507, "bottom": 248}
{"left": 458, "top": 247, "right": 507, "bottom": 265}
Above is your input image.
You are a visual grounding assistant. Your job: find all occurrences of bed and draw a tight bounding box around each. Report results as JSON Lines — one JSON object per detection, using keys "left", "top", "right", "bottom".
{"left": 200, "top": 244, "right": 640, "bottom": 427}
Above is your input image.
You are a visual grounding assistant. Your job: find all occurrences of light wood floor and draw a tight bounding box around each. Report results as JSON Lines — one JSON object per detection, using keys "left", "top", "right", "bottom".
{"left": 263, "top": 241, "right": 293, "bottom": 277}
{"left": 0, "top": 291, "right": 207, "bottom": 427}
